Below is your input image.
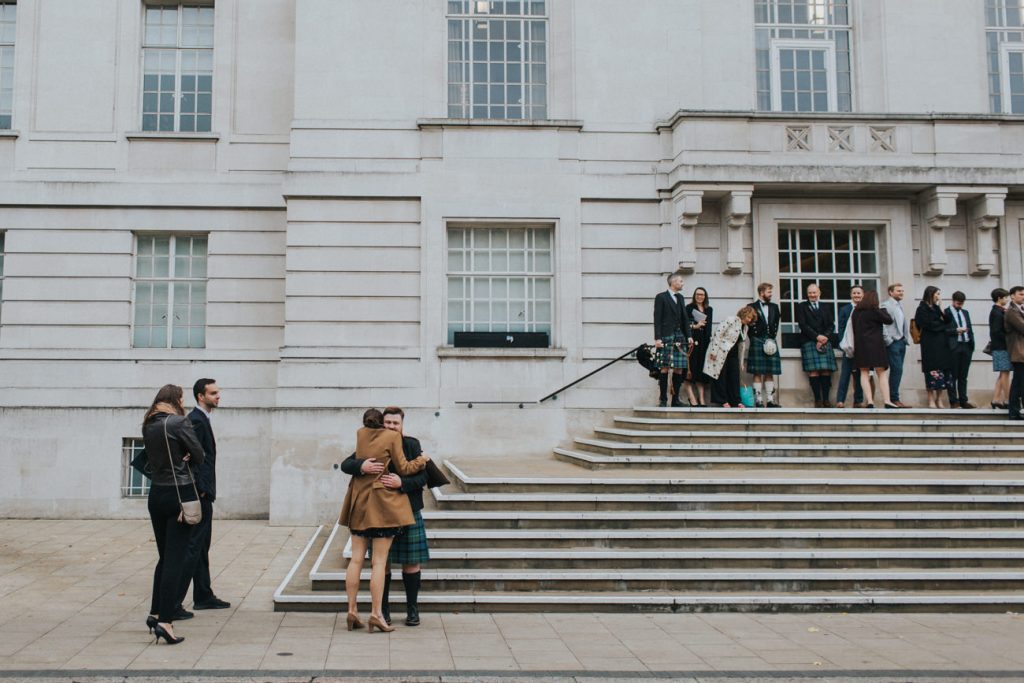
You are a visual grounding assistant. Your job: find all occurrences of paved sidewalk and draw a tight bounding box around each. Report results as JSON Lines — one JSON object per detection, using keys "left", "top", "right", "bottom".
{"left": 2, "top": 520, "right": 1024, "bottom": 681}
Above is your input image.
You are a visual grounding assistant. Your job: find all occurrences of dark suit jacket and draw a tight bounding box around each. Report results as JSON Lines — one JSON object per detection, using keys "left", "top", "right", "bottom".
{"left": 653, "top": 290, "right": 692, "bottom": 342}
{"left": 838, "top": 302, "right": 854, "bottom": 338}
{"left": 944, "top": 306, "right": 976, "bottom": 354}
{"left": 341, "top": 435, "right": 428, "bottom": 512}
{"left": 188, "top": 407, "right": 216, "bottom": 501}
{"left": 748, "top": 300, "right": 780, "bottom": 339}
{"left": 795, "top": 301, "right": 835, "bottom": 344}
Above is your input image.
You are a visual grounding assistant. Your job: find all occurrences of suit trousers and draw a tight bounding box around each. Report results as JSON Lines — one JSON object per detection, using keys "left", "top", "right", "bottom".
{"left": 835, "top": 356, "right": 864, "bottom": 405}
{"left": 180, "top": 496, "right": 215, "bottom": 605}
{"left": 886, "top": 338, "right": 907, "bottom": 402}
{"left": 148, "top": 484, "right": 196, "bottom": 622}
{"left": 1011, "top": 362, "right": 1024, "bottom": 418}
{"left": 947, "top": 342, "right": 973, "bottom": 405}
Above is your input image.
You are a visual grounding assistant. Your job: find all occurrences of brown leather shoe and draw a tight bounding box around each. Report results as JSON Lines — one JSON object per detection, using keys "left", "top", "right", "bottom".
{"left": 814, "top": 400, "right": 823, "bottom": 408}
{"left": 853, "top": 402, "right": 866, "bottom": 408}
{"left": 895, "top": 401, "right": 912, "bottom": 408}
{"left": 960, "top": 402, "right": 977, "bottom": 409}
{"left": 822, "top": 401, "right": 833, "bottom": 408}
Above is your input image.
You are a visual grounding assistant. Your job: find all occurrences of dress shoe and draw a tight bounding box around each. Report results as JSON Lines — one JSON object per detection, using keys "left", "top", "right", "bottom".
{"left": 405, "top": 603, "right": 420, "bottom": 627}
{"left": 146, "top": 615, "right": 158, "bottom": 633}
{"left": 813, "top": 400, "right": 823, "bottom": 408}
{"left": 193, "top": 598, "right": 230, "bottom": 610}
{"left": 670, "top": 399, "right": 685, "bottom": 408}
{"left": 346, "top": 613, "right": 365, "bottom": 631}
{"left": 766, "top": 401, "right": 781, "bottom": 408}
{"left": 367, "top": 614, "right": 395, "bottom": 633}
{"left": 852, "top": 402, "right": 866, "bottom": 409}
{"left": 895, "top": 401, "right": 912, "bottom": 408}
{"left": 835, "top": 402, "right": 845, "bottom": 408}
{"left": 821, "top": 401, "right": 833, "bottom": 408}
{"left": 152, "top": 623, "right": 184, "bottom": 645}
{"left": 172, "top": 608, "right": 193, "bottom": 621}
{"left": 1009, "top": 414, "right": 1023, "bottom": 421}
{"left": 657, "top": 399, "right": 667, "bottom": 408}
{"left": 960, "top": 402, "right": 976, "bottom": 409}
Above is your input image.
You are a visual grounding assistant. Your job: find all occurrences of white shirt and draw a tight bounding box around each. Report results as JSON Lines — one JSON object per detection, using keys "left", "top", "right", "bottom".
{"left": 196, "top": 403, "right": 213, "bottom": 423}
{"left": 951, "top": 307, "right": 969, "bottom": 343}
{"left": 881, "top": 297, "right": 908, "bottom": 345}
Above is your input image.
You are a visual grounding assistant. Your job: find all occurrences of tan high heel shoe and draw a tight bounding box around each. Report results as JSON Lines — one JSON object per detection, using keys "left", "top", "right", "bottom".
{"left": 346, "top": 613, "right": 364, "bottom": 631}
{"left": 367, "top": 614, "right": 394, "bottom": 633}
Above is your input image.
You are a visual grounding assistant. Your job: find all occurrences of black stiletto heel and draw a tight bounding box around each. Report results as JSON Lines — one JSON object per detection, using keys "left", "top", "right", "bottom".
{"left": 152, "top": 623, "right": 184, "bottom": 645}
{"left": 146, "top": 615, "right": 158, "bottom": 634}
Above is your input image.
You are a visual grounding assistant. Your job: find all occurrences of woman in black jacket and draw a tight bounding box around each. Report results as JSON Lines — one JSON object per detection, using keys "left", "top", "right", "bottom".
{"left": 914, "top": 286, "right": 957, "bottom": 408}
{"left": 143, "top": 384, "right": 206, "bottom": 644}
{"left": 684, "top": 287, "right": 713, "bottom": 407}
{"left": 990, "top": 288, "right": 1011, "bottom": 409}
{"left": 852, "top": 290, "right": 895, "bottom": 408}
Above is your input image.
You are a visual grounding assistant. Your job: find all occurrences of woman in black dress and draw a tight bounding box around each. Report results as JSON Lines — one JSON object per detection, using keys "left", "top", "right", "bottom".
{"left": 914, "top": 285, "right": 957, "bottom": 409}
{"left": 852, "top": 289, "right": 896, "bottom": 408}
{"left": 684, "top": 287, "right": 713, "bottom": 407}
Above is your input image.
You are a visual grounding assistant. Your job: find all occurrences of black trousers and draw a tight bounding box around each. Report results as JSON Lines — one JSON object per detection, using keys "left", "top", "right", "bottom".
{"left": 148, "top": 484, "right": 197, "bottom": 622}
{"left": 180, "top": 496, "right": 215, "bottom": 605}
{"left": 713, "top": 345, "right": 741, "bottom": 406}
{"left": 1011, "top": 362, "right": 1024, "bottom": 418}
{"left": 947, "top": 342, "right": 973, "bottom": 405}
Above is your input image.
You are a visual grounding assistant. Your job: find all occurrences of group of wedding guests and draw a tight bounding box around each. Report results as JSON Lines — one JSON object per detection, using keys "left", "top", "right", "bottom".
{"left": 653, "top": 271, "right": 1024, "bottom": 418}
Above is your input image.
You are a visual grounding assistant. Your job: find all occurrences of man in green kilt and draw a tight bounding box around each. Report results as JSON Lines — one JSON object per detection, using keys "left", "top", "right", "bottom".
{"left": 795, "top": 283, "right": 838, "bottom": 407}
{"left": 747, "top": 282, "right": 783, "bottom": 407}
{"left": 653, "top": 271, "right": 694, "bottom": 407}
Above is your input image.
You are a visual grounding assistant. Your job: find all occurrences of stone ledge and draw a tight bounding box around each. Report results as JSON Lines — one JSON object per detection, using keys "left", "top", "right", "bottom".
{"left": 126, "top": 131, "right": 221, "bottom": 141}
{"left": 417, "top": 118, "right": 583, "bottom": 131}
{"left": 437, "top": 346, "right": 568, "bottom": 359}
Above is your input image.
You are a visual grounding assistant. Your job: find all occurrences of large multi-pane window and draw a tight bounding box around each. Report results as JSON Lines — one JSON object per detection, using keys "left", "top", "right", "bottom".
{"left": 447, "top": 1, "right": 547, "bottom": 120}
{"left": 141, "top": 3, "right": 213, "bottom": 132}
{"left": 0, "top": 3, "right": 16, "bottom": 130}
{"left": 985, "top": 0, "right": 1024, "bottom": 113}
{"left": 447, "top": 225, "right": 553, "bottom": 344}
{"left": 133, "top": 234, "right": 208, "bottom": 348}
{"left": 121, "top": 438, "right": 150, "bottom": 498}
{"left": 755, "top": 0, "right": 852, "bottom": 112}
{"left": 777, "top": 227, "right": 880, "bottom": 347}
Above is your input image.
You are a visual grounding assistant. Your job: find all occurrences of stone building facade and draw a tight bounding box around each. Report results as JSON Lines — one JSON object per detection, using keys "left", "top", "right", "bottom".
{"left": 1, "top": 0, "right": 1022, "bottom": 523}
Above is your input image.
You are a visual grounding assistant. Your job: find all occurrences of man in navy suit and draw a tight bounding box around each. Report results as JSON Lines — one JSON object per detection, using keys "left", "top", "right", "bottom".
{"left": 945, "top": 292, "right": 977, "bottom": 409}
{"left": 653, "top": 271, "right": 694, "bottom": 407}
{"left": 180, "top": 378, "right": 231, "bottom": 611}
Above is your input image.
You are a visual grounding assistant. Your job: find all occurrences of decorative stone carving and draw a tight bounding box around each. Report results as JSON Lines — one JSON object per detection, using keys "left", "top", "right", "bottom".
{"left": 672, "top": 189, "right": 704, "bottom": 272}
{"left": 869, "top": 126, "right": 896, "bottom": 152}
{"left": 721, "top": 190, "right": 752, "bottom": 274}
{"left": 967, "top": 192, "right": 1006, "bottom": 275}
{"left": 920, "top": 188, "right": 958, "bottom": 275}
{"left": 785, "top": 126, "right": 811, "bottom": 151}
{"left": 827, "top": 126, "right": 853, "bottom": 152}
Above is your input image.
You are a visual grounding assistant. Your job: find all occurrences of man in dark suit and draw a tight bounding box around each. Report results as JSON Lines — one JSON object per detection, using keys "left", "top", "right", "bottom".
{"left": 747, "top": 282, "right": 783, "bottom": 407}
{"left": 1005, "top": 285, "right": 1024, "bottom": 420}
{"left": 653, "top": 271, "right": 694, "bottom": 407}
{"left": 835, "top": 285, "right": 866, "bottom": 408}
{"left": 180, "top": 378, "right": 230, "bottom": 611}
{"left": 795, "top": 283, "right": 837, "bottom": 407}
{"left": 341, "top": 407, "right": 430, "bottom": 626}
{"left": 945, "top": 291, "right": 977, "bottom": 409}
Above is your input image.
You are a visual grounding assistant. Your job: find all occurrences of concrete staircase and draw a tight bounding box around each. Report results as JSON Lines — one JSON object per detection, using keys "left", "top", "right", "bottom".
{"left": 274, "top": 407, "right": 1024, "bottom": 613}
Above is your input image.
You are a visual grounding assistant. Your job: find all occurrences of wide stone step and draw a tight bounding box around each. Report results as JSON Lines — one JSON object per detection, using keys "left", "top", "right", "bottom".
{"left": 594, "top": 426, "right": 1010, "bottom": 445}
{"left": 554, "top": 448, "right": 1024, "bottom": 471}
{"left": 572, "top": 438, "right": 1021, "bottom": 458}
{"left": 634, "top": 406, "right": 1004, "bottom": 421}
{"left": 422, "top": 509, "right": 1024, "bottom": 530}
{"left": 423, "top": 527, "right": 1024, "bottom": 549}
{"left": 614, "top": 416, "right": 1012, "bottom": 433}
{"left": 333, "top": 568, "right": 1024, "bottom": 592}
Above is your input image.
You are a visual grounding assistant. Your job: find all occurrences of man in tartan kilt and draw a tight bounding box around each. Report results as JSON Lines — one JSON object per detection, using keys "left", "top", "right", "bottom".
{"left": 653, "top": 271, "right": 694, "bottom": 407}
{"left": 340, "top": 406, "right": 429, "bottom": 627}
{"left": 796, "top": 283, "right": 838, "bottom": 407}
{"left": 747, "top": 282, "right": 783, "bottom": 407}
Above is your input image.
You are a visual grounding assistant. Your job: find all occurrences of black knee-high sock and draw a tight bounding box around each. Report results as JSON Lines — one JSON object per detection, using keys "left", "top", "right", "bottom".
{"left": 821, "top": 375, "right": 832, "bottom": 403}
{"left": 809, "top": 376, "right": 820, "bottom": 403}
{"left": 671, "top": 373, "right": 684, "bottom": 400}
{"left": 658, "top": 374, "right": 668, "bottom": 402}
{"left": 403, "top": 571, "right": 421, "bottom": 609}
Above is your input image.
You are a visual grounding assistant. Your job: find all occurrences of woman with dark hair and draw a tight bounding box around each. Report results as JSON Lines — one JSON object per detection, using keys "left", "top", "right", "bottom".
{"left": 143, "top": 384, "right": 206, "bottom": 645}
{"left": 706, "top": 306, "right": 758, "bottom": 408}
{"left": 990, "top": 287, "right": 1011, "bottom": 409}
{"left": 341, "top": 408, "right": 429, "bottom": 633}
{"left": 684, "top": 287, "right": 714, "bottom": 407}
{"left": 852, "top": 290, "right": 896, "bottom": 408}
{"left": 915, "top": 286, "right": 957, "bottom": 408}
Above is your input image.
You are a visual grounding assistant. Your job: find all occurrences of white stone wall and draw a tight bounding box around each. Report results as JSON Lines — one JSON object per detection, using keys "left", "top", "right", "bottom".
{"left": 3, "top": 0, "right": 1024, "bottom": 522}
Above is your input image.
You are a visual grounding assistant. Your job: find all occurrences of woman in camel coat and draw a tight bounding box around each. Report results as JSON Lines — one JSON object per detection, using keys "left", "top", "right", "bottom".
{"left": 341, "top": 408, "right": 428, "bottom": 633}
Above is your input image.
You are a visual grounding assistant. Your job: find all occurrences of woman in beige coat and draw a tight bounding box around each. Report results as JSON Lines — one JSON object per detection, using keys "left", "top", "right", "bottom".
{"left": 340, "top": 408, "right": 428, "bottom": 632}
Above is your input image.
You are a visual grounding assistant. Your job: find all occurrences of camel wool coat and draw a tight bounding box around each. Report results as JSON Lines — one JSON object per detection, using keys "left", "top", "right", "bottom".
{"left": 339, "top": 427, "right": 427, "bottom": 532}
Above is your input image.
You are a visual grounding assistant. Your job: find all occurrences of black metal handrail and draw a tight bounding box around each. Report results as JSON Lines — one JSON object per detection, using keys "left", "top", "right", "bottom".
{"left": 538, "top": 343, "right": 646, "bottom": 403}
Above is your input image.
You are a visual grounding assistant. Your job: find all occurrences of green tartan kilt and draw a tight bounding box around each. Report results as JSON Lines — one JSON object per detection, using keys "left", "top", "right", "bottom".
{"left": 800, "top": 341, "right": 838, "bottom": 372}
{"left": 389, "top": 510, "right": 430, "bottom": 566}
{"left": 655, "top": 332, "right": 688, "bottom": 370}
{"left": 746, "top": 337, "right": 782, "bottom": 375}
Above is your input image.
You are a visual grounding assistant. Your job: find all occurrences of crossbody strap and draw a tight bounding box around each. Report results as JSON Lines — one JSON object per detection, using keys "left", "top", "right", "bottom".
{"left": 163, "top": 416, "right": 201, "bottom": 505}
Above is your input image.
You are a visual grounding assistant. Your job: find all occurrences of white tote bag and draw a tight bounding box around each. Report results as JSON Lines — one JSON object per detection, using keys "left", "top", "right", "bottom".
{"left": 839, "top": 315, "right": 855, "bottom": 358}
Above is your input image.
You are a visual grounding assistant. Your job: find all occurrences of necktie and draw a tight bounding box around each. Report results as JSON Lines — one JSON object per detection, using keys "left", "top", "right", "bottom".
{"left": 812, "top": 302, "right": 818, "bottom": 311}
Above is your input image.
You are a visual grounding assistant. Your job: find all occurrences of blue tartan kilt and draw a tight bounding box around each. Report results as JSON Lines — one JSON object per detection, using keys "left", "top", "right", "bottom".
{"left": 746, "top": 337, "right": 782, "bottom": 375}
{"left": 800, "top": 341, "right": 838, "bottom": 372}
{"left": 388, "top": 510, "right": 430, "bottom": 566}
{"left": 655, "top": 332, "right": 688, "bottom": 370}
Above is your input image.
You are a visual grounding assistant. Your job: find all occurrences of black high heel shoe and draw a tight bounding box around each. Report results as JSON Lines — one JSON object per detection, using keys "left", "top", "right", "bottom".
{"left": 146, "top": 615, "right": 158, "bottom": 634}
{"left": 152, "top": 623, "right": 184, "bottom": 645}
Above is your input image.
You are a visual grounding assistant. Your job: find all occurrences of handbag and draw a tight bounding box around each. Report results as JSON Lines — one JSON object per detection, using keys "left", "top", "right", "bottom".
{"left": 982, "top": 340, "right": 993, "bottom": 356}
{"left": 739, "top": 385, "right": 756, "bottom": 408}
{"left": 762, "top": 339, "right": 778, "bottom": 356}
{"left": 163, "top": 417, "right": 202, "bottom": 526}
{"left": 839, "top": 317, "right": 855, "bottom": 359}
{"left": 130, "top": 447, "right": 152, "bottom": 479}
{"left": 909, "top": 319, "right": 922, "bottom": 344}
{"left": 424, "top": 459, "right": 450, "bottom": 489}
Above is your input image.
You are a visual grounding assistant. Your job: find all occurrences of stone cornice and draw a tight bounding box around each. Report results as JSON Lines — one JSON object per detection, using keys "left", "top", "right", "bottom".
{"left": 655, "top": 109, "right": 1024, "bottom": 132}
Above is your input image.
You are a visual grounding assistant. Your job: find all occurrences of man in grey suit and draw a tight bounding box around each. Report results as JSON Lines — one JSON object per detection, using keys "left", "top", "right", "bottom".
{"left": 881, "top": 283, "right": 911, "bottom": 408}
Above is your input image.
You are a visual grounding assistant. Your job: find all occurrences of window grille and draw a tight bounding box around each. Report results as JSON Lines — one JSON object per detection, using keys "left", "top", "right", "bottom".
{"left": 133, "top": 234, "right": 208, "bottom": 348}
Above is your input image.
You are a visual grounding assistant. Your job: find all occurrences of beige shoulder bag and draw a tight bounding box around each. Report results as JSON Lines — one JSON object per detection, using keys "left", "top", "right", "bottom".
{"left": 163, "top": 417, "right": 202, "bottom": 525}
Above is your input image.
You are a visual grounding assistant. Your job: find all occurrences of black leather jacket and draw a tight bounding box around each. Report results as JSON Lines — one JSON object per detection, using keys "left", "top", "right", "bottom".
{"left": 143, "top": 413, "right": 206, "bottom": 488}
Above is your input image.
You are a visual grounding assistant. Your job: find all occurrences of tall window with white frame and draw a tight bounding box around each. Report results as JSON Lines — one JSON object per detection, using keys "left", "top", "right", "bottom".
{"left": 0, "top": 3, "right": 16, "bottom": 130}
{"left": 777, "top": 227, "right": 880, "bottom": 347}
{"left": 985, "top": 0, "right": 1024, "bottom": 113}
{"left": 121, "top": 438, "right": 150, "bottom": 498}
{"left": 141, "top": 2, "right": 213, "bottom": 132}
{"left": 755, "top": 0, "right": 852, "bottom": 113}
{"left": 133, "top": 234, "right": 208, "bottom": 348}
{"left": 447, "top": 225, "right": 553, "bottom": 345}
{"left": 447, "top": 1, "right": 548, "bottom": 120}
